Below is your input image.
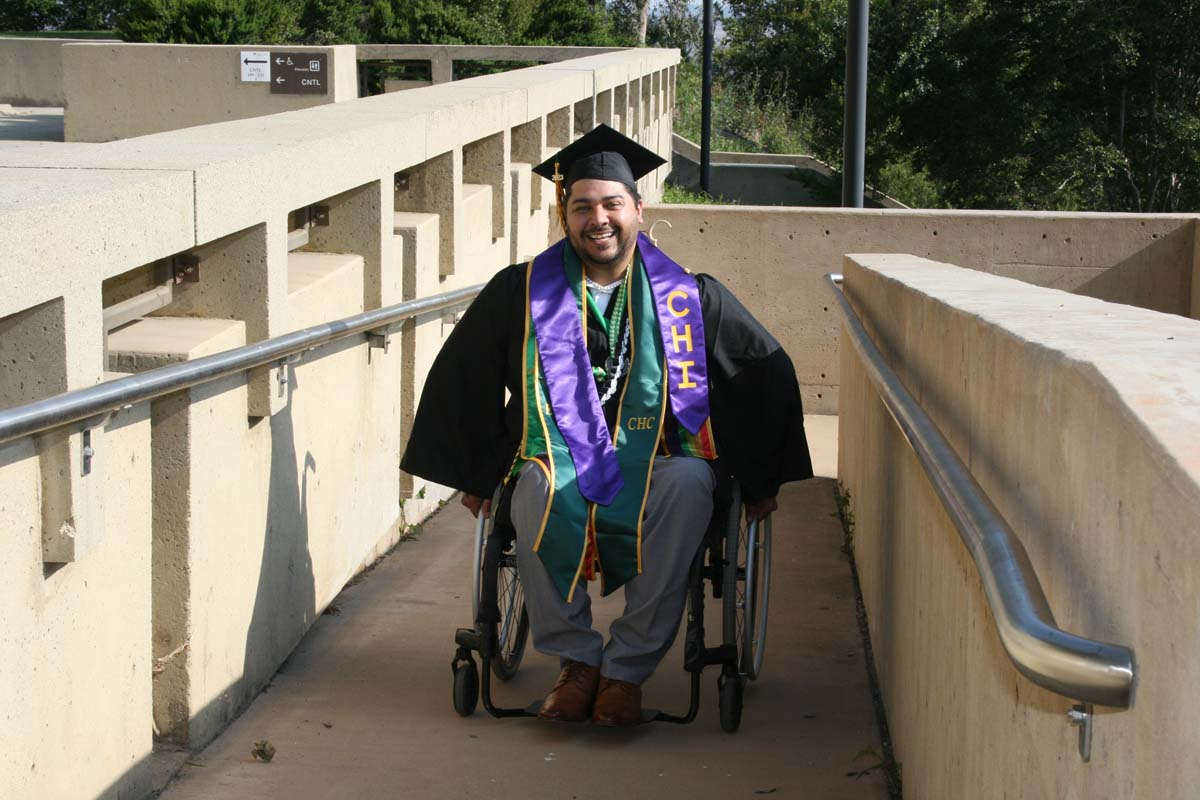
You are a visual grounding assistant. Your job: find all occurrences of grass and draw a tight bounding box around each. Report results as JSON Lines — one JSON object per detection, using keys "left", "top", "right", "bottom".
{"left": 661, "top": 183, "right": 736, "bottom": 205}
{"left": 673, "top": 60, "right": 815, "bottom": 156}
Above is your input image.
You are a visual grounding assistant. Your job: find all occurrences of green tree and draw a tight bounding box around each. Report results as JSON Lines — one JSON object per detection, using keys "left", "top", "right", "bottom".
{"left": 365, "top": 0, "right": 520, "bottom": 44}
{"left": 647, "top": 0, "right": 700, "bottom": 61}
{"left": 299, "top": 0, "right": 364, "bottom": 43}
{"left": 522, "top": 0, "right": 623, "bottom": 46}
{"left": 719, "top": 0, "right": 1200, "bottom": 211}
{"left": 1, "top": 0, "right": 65, "bottom": 30}
{"left": 59, "top": 0, "right": 130, "bottom": 28}
{"left": 116, "top": 0, "right": 300, "bottom": 43}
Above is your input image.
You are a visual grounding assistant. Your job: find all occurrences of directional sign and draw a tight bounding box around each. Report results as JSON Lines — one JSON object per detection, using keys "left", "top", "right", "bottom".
{"left": 270, "top": 52, "right": 329, "bottom": 95}
{"left": 240, "top": 50, "right": 270, "bottom": 82}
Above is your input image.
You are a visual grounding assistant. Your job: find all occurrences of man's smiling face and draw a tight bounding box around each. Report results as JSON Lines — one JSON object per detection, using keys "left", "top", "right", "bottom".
{"left": 565, "top": 178, "right": 645, "bottom": 273}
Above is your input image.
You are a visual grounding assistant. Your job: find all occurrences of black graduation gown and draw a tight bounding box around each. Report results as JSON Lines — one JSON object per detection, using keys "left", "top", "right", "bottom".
{"left": 400, "top": 260, "right": 813, "bottom": 505}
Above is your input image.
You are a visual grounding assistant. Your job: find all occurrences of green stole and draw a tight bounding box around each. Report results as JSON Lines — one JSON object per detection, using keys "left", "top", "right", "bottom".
{"left": 514, "top": 245, "right": 666, "bottom": 601}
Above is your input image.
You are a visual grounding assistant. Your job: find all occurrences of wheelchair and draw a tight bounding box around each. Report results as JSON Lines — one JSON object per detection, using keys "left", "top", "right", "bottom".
{"left": 449, "top": 470, "right": 772, "bottom": 732}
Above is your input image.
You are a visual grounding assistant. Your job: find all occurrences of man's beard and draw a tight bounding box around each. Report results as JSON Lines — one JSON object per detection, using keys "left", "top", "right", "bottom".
{"left": 571, "top": 223, "right": 637, "bottom": 269}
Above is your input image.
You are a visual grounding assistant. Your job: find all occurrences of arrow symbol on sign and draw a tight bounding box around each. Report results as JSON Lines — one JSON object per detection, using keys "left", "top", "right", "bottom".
{"left": 243, "top": 58, "right": 266, "bottom": 65}
{"left": 276, "top": 57, "right": 285, "bottom": 65}
{"left": 276, "top": 77, "right": 285, "bottom": 84}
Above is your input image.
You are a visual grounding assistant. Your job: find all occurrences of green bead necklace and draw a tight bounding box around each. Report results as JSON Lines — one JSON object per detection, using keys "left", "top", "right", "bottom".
{"left": 591, "top": 271, "right": 630, "bottom": 383}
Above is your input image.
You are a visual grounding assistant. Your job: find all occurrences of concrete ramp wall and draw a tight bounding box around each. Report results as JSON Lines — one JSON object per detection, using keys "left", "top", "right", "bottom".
{"left": 644, "top": 206, "right": 1198, "bottom": 415}
{"left": 62, "top": 43, "right": 360, "bottom": 142}
{"left": 0, "top": 36, "right": 104, "bottom": 106}
{"left": 836, "top": 254, "right": 1200, "bottom": 798}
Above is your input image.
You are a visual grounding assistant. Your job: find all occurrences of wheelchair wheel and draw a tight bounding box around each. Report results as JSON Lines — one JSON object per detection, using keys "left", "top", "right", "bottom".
{"left": 718, "top": 673, "right": 744, "bottom": 733}
{"left": 452, "top": 658, "right": 479, "bottom": 717}
{"left": 471, "top": 492, "right": 530, "bottom": 681}
{"left": 722, "top": 484, "right": 773, "bottom": 681}
{"left": 491, "top": 550, "right": 530, "bottom": 681}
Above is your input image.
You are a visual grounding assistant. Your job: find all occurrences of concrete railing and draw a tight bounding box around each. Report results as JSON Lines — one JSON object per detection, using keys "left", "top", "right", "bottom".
{"left": 0, "top": 39, "right": 623, "bottom": 141}
{"left": 0, "top": 45, "right": 677, "bottom": 800}
{"left": 62, "top": 42, "right": 361, "bottom": 142}
{"left": 358, "top": 44, "right": 623, "bottom": 91}
{"left": 0, "top": 35, "right": 118, "bottom": 106}
{"left": 837, "top": 255, "right": 1200, "bottom": 797}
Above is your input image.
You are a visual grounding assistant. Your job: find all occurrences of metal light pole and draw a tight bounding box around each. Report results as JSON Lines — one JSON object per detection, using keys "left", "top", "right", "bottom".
{"left": 842, "top": 0, "right": 869, "bottom": 207}
{"left": 701, "top": 0, "right": 714, "bottom": 195}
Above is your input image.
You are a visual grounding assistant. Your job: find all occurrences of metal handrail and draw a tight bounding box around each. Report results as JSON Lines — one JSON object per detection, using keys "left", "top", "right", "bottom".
{"left": 826, "top": 273, "right": 1134, "bottom": 708}
{"left": 0, "top": 284, "right": 485, "bottom": 447}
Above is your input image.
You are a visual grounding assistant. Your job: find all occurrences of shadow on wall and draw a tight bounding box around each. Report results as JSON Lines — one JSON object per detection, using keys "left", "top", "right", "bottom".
{"left": 1075, "top": 224, "right": 1194, "bottom": 317}
{"left": 242, "top": 364, "right": 316, "bottom": 724}
{"left": 96, "top": 364, "right": 325, "bottom": 799}
{"left": 0, "top": 107, "right": 64, "bottom": 142}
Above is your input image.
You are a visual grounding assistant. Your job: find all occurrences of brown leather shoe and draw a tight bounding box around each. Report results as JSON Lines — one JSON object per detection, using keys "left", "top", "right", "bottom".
{"left": 537, "top": 661, "right": 600, "bottom": 723}
{"left": 592, "top": 676, "right": 643, "bottom": 727}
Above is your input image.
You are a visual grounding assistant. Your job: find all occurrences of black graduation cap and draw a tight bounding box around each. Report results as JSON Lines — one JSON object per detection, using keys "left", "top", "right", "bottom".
{"left": 532, "top": 124, "right": 667, "bottom": 194}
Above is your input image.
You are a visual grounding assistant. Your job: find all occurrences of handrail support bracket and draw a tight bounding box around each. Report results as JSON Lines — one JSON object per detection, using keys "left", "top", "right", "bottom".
{"left": 277, "top": 353, "right": 304, "bottom": 396}
{"left": 78, "top": 410, "right": 116, "bottom": 476}
{"left": 1068, "top": 703, "right": 1093, "bottom": 763}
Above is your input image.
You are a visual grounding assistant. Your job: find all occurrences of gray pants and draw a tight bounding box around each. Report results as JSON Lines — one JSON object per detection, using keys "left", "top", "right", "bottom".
{"left": 511, "top": 456, "right": 715, "bottom": 684}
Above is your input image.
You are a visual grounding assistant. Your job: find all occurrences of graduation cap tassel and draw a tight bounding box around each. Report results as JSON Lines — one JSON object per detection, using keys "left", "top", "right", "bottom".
{"left": 553, "top": 160, "right": 568, "bottom": 233}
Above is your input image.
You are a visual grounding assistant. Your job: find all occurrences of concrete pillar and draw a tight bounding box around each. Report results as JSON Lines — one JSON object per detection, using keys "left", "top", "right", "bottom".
{"left": 640, "top": 75, "right": 651, "bottom": 142}
{"left": 649, "top": 69, "right": 659, "bottom": 134}
{"left": 573, "top": 96, "right": 595, "bottom": 137}
{"left": 167, "top": 223, "right": 288, "bottom": 417}
{"left": 511, "top": 118, "right": 547, "bottom": 210}
{"left": 394, "top": 212, "right": 440, "bottom": 500}
{"left": 107, "top": 316, "right": 249, "bottom": 746}
{"left": 0, "top": 291, "right": 106, "bottom": 563}
{"left": 509, "top": 162, "right": 548, "bottom": 263}
{"left": 394, "top": 149, "right": 462, "bottom": 278}
{"left": 547, "top": 106, "right": 572, "bottom": 148}
{"left": 614, "top": 83, "right": 628, "bottom": 135}
{"left": 596, "top": 88, "right": 614, "bottom": 129}
{"left": 305, "top": 180, "right": 397, "bottom": 310}
{"left": 431, "top": 55, "right": 453, "bottom": 85}
{"left": 463, "top": 130, "right": 510, "bottom": 243}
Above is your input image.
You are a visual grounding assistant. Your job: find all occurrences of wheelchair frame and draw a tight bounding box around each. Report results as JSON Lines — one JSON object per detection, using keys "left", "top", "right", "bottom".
{"left": 450, "top": 479, "right": 772, "bottom": 732}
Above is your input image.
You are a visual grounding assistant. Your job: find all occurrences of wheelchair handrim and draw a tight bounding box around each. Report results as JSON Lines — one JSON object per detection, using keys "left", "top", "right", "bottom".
{"left": 471, "top": 509, "right": 486, "bottom": 619}
{"left": 745, "top": 515, "right": 771, "bottom": 679}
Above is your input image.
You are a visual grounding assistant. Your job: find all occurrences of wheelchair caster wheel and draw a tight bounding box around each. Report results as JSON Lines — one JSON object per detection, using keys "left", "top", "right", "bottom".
{"left": 452, "top": 658, "right": 479, "bottom": 717}
{"left": 718, "top": 673, "right": 743, "bottom": 733}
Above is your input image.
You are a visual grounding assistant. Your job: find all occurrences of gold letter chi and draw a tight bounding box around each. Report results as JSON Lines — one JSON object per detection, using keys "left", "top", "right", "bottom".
{"left": 667, "top": 290, "right": 698, "bottom": 389}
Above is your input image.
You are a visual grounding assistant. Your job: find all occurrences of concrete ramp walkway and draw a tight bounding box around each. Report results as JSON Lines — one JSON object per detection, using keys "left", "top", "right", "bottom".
{"left": 160, "top": 416, "right": 887, "bottom": 800}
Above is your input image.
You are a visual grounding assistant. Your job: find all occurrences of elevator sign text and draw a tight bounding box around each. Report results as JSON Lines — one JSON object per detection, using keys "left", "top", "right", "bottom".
{"left": 269, "top": 52, "right": 328, "bottom": 95}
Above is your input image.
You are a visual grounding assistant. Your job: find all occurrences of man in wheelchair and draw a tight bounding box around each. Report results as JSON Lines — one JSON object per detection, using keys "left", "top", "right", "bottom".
{"left": 401, "top": 125, "right": 812, "bottom": 726}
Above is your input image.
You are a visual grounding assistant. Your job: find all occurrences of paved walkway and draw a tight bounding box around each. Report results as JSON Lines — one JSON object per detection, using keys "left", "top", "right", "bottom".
{"left": 160, "top": 416, "right": 887, "bottom": 799}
